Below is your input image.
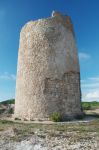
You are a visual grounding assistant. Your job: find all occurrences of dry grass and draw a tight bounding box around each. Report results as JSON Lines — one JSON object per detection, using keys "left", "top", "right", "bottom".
{"left": 0, "top": 117, "right": 99, "bottom": 142}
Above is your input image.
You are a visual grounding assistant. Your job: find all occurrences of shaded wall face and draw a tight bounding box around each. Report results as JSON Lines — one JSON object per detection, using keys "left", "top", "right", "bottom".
{"left": 44, "top": 72, "right": 81, "bottom": 117}
{"left": 15, "top": 18, "right": 82, "bottom": 120}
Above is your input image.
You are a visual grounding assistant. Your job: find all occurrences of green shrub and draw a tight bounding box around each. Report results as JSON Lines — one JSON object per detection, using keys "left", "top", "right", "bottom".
{"left": 15, "top": 118, "right": 21, "bottom": 121}
{"left": 50, "top": 112, "right": 61, "bottom": 122}
{"left": 82, "top": 101, "right": 99, "bottom": 110}
{"left": 0, "top": 99, "right": 15, "bottom": 105}
{"left": 82, "top": 104, "right": 91, "bottom": 110}
{"left": 8, "top": 108, "right": 14, "bottom": 114}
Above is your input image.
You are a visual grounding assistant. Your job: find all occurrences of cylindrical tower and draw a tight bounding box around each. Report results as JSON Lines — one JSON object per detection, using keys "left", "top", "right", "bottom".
{"left": 15, "top": 11, "right": 82, "bottom": 120}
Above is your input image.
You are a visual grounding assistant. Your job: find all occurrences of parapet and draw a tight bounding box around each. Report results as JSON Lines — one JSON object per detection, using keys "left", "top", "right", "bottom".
{"left": 21, "top": 11, "right": 74, "bottom": 36}
{"left": 52, "top": 11, "right": 74, "bottom": 33}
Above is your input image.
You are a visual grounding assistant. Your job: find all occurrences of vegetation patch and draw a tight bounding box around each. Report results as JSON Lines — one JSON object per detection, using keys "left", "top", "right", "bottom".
{"left": 50, "top": 112, "right": 62, "bottom": 122}
{"left": 15, "top": 118, "right": 21, "bottom": 121}
{"left": 82, "top": 101, "right": 99, "bottom": 110}
{"left": 0, "top": 99, "right": 15, "bottom": 105}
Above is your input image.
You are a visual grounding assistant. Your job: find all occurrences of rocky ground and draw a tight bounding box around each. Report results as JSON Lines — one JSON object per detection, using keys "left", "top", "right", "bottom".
{"left": 0, "top": 118, "right": 99, "bottom": 150}
{"left": 0, "top": 103, "right": 99, "bottom": 150}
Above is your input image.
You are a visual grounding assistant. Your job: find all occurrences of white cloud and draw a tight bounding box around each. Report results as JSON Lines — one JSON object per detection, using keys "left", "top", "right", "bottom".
{"left": 88, "top": 77, "right": 99, "bottom": 81}
{"left": 86, "top": 91, "right": 99, "bottom": 99}
{"left": 79, "top": 52, "right": 91, "bottom": 60}
{"left": 82, "top": 83, "right": 99, "bottom": 88}
{"left": 0, "top": 72, "right": 16, "bottom": 81}
{"left": 81, "top": 75, "right": 99, "bottom": 101}
{"left": 82, "top": 90, "right": 99, "bottom": 102}
{"left": 81, "top": 79, "right": 86, "bottom": 83}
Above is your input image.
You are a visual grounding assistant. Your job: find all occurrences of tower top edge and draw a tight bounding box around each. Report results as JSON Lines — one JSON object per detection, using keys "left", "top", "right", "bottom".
{"left": 21, "top": 11, "right": 74, "bottom": 34}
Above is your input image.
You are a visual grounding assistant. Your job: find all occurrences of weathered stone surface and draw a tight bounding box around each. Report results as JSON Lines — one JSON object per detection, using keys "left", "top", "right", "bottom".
{"left": 15, "top": 11, "right": 82, "bottom": 120}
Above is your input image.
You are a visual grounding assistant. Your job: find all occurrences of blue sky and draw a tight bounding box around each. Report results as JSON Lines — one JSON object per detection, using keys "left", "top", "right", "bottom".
{"left": 0, "top": 0, "right": 99, "bottom": 101}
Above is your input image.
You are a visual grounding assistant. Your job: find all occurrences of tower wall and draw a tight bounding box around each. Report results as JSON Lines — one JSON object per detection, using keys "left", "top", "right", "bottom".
{"left": 15, "top": 12, "right": 82, "bottom": 120}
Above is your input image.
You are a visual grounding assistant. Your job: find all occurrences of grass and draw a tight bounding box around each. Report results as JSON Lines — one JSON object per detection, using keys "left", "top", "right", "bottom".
{"left": 0, "top": 119, "right": 99, "bottom": 142}
{"left": 0, "top": 118, "right": 99, "bottom": 133}
{"left": 0, "top": 99, "right": 99, "bottom": 146}
{"left": 82, "top": 101, "right": 99, "bottom": 110}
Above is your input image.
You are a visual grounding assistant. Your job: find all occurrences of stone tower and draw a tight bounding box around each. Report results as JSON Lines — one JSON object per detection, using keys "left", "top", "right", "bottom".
{"left": 15, "top": 11, "right": 82, "bottom": 120}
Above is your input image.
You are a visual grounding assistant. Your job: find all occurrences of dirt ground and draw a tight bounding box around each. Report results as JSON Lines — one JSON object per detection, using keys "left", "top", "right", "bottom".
{"left": 0, "top": 104, "right": 99, "bottom": 150}
{"left": 0, "top": 115, "right": 99, "bottom": 150}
